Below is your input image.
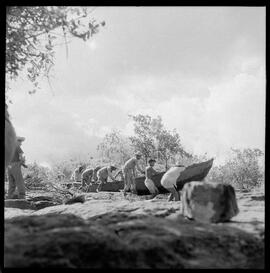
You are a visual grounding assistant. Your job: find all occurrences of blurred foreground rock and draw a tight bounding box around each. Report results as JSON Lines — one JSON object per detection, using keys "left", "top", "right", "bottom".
{"left": 4, "top": 212, "right": 263, "bottom": 268}
{"left": 182, "top": 182, "right": 239, "bottom": 223}
{"left": 5, "top": 199, "right": 37, "bottom": 210}
{"left": 4, "top": 191, "right": 264, "bottom": 268}
{"left": 5, "top": 198, "right": 59, "bottom": 210}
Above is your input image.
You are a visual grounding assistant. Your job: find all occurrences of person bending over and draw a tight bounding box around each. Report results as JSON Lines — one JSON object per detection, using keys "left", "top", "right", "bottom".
{"left": 81, "top": 168, "right": 94, "bottom": 187}
{"left": 161, "top": 165, "right": 185, "bottom": 202}
{"left": 96, "top": 165, "right": 117, "bottom": 192}
{"left": 71, "top": 165, "right": 86, "bottom": 183}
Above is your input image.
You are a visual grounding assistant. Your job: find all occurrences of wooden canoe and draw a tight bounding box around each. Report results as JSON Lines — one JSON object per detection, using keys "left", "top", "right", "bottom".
{"left": 85, "top": 158, "right": 214, "bottom": 195}
{"left": 176, "top": 158, "right": 214, "bottom": 190}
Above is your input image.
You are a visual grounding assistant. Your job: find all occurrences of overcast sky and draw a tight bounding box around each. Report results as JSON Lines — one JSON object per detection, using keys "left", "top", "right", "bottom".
{"left": 8, "top": 6, "right": 265, "bottom": 166}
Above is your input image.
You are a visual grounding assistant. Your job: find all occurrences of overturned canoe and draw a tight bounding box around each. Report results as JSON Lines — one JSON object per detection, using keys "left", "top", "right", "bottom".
{"left": 86, "top": 158, "right": 214, "bottom": 195}
{"left": 135, "top": 158, "right": 214, "bottom": 195}
{"left": 86, "top": 180, "right": 124, "bottom": 193}
{"left": 176, "top": 158, "right": 214, "bottom": 190}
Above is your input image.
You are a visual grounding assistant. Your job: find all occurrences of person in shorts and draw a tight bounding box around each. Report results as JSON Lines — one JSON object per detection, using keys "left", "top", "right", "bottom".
{"left": 144, "top": 159, "right": 159, "bottom": 199}
{"left": 161, "top": 165, "right": 186, "bottom": 201}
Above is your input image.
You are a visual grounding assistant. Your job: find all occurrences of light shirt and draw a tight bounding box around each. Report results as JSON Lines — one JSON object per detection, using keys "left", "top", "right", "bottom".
{"left": 97, "top": 166, "right": 114, "bottom": 180}
{"left": 161, "top": 166, "right": 185, "bottom": 189}
{"left": 81, "top": 169, "right": 94, "bottom": 180}
{"left": 71, "top": 167, "right": 83, "bottom": 182}
{"left": 123, "top": 157, "right": 143, "bottom": 173}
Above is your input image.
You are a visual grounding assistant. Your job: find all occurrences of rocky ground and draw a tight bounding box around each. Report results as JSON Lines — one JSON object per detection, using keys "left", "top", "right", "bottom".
{"left": 4, "top": 186, "right": 265, "bottom": 268}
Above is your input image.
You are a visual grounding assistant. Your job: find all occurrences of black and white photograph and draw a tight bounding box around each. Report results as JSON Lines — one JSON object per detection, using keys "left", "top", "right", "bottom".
{"left": 4, "top": 6, "right": 265, "bottom": 269}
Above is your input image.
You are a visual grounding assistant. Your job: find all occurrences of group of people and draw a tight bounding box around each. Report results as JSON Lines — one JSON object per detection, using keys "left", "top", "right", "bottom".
{"left": 125, "top": 152, "right": 186, "bottom": 201}
{"left": 71, "top": 165, "right": 118, "bottom": 192}
{"left": 5, "top": 135, "right": 185, "bottom": 202}
{"left": 70, "top": 151, "right": 186, "bottom": 201}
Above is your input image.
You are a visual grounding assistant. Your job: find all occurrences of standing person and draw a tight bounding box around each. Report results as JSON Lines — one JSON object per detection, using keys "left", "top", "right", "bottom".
{"left": 70, "top": 165, "right": 85, "bottom": 183}
{"left": 81, "top": 168, "right": 94, "bottom": 187}
{"left": 7, "top": 136, "right": 27, "bottom": 199}
{"left": 161, "top": 165, "right": 186, "bottom": 202}
{"left": 122, "top": 152, "right": 144, "bottom": 195}
{"left": 5, "top": 103, "right": 17, "bottom": 170}
{"left": 144, "top": 159, "right": 159, "bottom": 199}
{"left": 96, "top": 165, "right": 117, "bottom": 192}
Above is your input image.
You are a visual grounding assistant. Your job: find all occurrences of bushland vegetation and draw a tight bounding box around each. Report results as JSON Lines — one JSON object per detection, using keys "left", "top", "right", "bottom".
{"left": 14, "top": 115, "right": 264, "bottom": 195}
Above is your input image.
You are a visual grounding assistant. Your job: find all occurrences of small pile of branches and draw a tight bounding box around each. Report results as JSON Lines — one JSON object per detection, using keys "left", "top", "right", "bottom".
{"left": 24, "top": 175, "right": 47, "bottom": 190}
{"left": 44, "top": 181, "right": 85, "bottom": 204}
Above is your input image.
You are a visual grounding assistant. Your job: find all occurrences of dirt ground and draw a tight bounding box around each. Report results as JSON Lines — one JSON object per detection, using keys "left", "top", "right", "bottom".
{"left": 4, "top": 184, "right": 264, "bottom": 269}
{"left": 5, "top": 185, "right": 264, "bottom": 237}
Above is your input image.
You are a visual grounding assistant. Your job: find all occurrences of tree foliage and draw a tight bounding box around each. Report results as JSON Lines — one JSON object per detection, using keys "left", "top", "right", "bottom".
{"left": 6, "top": 6, "right": 105, "bottom": 94}
{"left": 156, "top": 128, "right": 191, "bottom": 169}
{"left": 208, "top": 148, "right": 264, "bottom": 190}
{"left": 97, "top": 129, "right": 133, "bottom": 165}
{"left": 129, "top": 114, "right": 191, "bottom": 167}
{"left": 22, "top": 162, "right": 51, "bottom": 189}
{"left": 129, "top": 115, "right": 156, "bottom": 164}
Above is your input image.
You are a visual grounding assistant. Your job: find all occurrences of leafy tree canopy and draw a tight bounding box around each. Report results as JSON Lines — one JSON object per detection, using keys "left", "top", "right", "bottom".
{"left": 97, "top": 129, "right": 133, "bottom": 166}
{"left": 129, "top": 114, "right": 191, "bottom": 168}
{"left": 208, "top": 148, "right": 264, "bottom": 190}
{"left": 6, "top": 6, "right": 105, "bottom": 95}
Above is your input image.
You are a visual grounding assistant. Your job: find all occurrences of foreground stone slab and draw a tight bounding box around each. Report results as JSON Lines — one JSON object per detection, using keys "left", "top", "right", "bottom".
{"left": 182, "top": 182, "right": 239, "bottom": 223}
{"left": 4, "top": 191, "right": 263, "bottom": 237}
{"left": 5, "top": 199, "right": 37, "bottom": 210}
{"left": 4, "top": 212, "right": 263, "bottom": 268}
{"left": 5, "top": 198, "right": 60, "bottom": 211}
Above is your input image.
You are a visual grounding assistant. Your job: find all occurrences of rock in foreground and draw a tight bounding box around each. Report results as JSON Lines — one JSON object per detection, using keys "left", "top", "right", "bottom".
{"left": 5, "top": 198, "right": 59, "bottom": 210}
{"left": 4, "top": 212, "right": 263, "bottom": 269}
{"left": 5, "top": 199, "right": 37, "bottom": 210}
{"left": 4, "top": 191, "right": 264, "bottom": 269}
{"left": 182, "top": 182, "right": 239, "bottom": 223}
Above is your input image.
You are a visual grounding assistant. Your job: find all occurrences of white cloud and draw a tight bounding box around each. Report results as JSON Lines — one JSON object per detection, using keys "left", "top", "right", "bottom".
{"left": 8, "top": 89, "right": 102, "bottom": 163}
{"left": 109, "top": 62, "right": 265, "bottom": 163}
{"left": 205, "top": 66, "right": 265, "bottom": 151}
{"left": 86, "top": 40, "right": 98, "bottom": 50}
{"left": 39, "top": 162, "right": 52, "bottom": 169}
{"left": 8, "top": 59, "right": 265, "bottom": 165}
{"left": 6, "top": 7, "right": 265, "bottom": 165}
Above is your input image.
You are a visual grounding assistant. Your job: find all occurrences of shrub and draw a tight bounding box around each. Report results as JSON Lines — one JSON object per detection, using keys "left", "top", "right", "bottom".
{"left": 208, "top": 148, "right": 264, "bottom": 191}
{"left": 22, "top": 162, "right": 51, "bottom": 190}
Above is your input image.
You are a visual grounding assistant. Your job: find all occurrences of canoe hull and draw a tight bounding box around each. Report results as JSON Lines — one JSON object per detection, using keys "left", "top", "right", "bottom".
{"left": 86, "top": 180, "right": 124, "bottom": 192}
{"left": 135, "top": 158, "right": 214, "bottom": 195}
{"left": 176, "top": 158, "right": 214, "bottom": 190}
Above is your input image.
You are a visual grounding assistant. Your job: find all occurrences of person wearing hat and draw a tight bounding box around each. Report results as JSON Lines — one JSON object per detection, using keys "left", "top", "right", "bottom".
{"left": 7, "top": 136, "right": 26, "bottom": 199}
{"left": 161, "top": 164, "right": 186, "bottom": 202}
{"left": 81, "top": 167, "right": 94, "bottom": 188}
{"left": 70, "top": 165, "right": 86, "bottom": 183}
{"left": 122, "top": 152, "right": 144, "bottom": 195}
{"left": 96, "top": 165, "right": 117, "bottom": 192}
{"left": 144, "top": 158, "right": 159, "bottom": 198}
